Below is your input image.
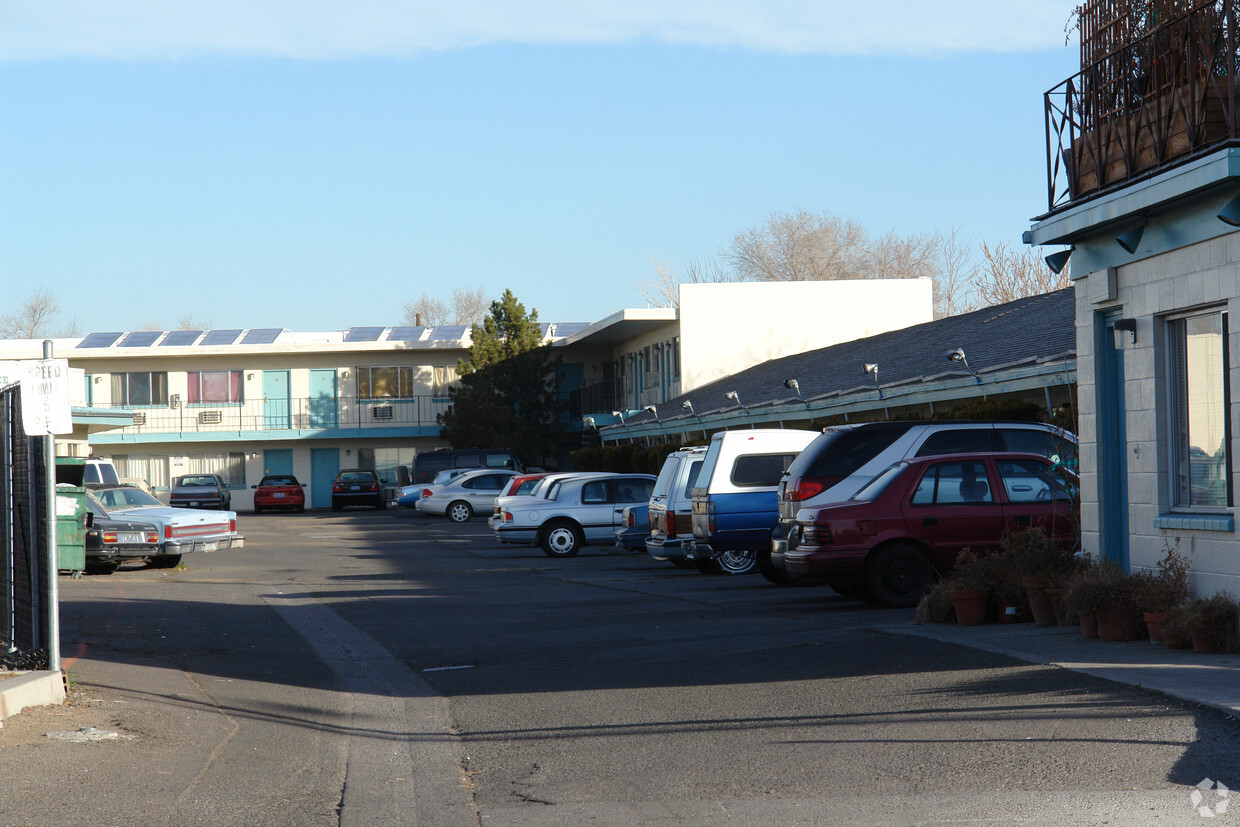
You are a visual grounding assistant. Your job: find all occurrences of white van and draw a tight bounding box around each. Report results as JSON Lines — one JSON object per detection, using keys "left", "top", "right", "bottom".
{"left": 82, "top": 458, "right": 120, "bottom": 486}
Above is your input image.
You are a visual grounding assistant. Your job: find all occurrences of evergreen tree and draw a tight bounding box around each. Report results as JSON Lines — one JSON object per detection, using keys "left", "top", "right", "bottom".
{"left": 439, "top": 290, "right": 562, "bottom": 464}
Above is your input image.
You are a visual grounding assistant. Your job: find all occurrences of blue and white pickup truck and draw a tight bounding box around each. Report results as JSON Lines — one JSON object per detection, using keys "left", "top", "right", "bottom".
{"left": 689, "top": 429, "right": 817, "bottom": 574}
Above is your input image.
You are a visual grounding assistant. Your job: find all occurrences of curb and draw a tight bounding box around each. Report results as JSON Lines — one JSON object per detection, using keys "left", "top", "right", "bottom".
{"left": 0, "top": 671, "right": 66, "bottom": 722}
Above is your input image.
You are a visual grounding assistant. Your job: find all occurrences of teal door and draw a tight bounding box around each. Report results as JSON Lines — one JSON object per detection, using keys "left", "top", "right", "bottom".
{"left": 1096, "top": 314, "right": 1129, "bottom": 567}
{"left": 309, "top": 369, "right": 338, "bottom": 428}
{"left": 263, "top": 371, "right": 290, "bottom": 429}
{"left": 311, "top": 448, "right": 339, "bottom": 509}
{"left": 264, "top": 449, "right": 293, "bottom": 477}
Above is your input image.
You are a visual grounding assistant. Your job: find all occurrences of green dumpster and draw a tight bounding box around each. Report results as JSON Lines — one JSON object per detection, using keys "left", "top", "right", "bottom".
{"left": 54, "top": 457, "right": 87, "bottom": 573}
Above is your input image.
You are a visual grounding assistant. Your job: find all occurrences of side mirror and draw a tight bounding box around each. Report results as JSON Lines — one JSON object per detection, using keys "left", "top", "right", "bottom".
{"left": 251, "top": 484, "right": 258, "bottom": 489}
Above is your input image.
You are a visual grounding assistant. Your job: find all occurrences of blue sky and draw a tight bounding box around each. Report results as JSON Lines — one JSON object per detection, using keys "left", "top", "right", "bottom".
{"left": 1, "top": 2, "right": 1081, "bottom": 333}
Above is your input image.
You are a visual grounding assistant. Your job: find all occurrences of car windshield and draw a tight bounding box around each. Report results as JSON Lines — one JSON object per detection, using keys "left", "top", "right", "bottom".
{"left": 90, "top": 486, "right": 164, "bottom": 510}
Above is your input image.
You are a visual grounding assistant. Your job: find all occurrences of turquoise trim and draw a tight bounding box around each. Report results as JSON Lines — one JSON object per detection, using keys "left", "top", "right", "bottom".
{"left": 90, "top": 425, "right": 443, "bottom": 444}
{"left": 1154, "top": 513, "right": 1235, "bottom": 532}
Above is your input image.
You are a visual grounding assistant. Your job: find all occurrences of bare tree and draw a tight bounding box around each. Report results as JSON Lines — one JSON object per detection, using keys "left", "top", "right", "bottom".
{"left": 450, "top": 287, "right": 490, "bottom": 326}
{"left": 637, "top": 255, "right": 730, "bottom": 309}
{"left": 0, "top": 288, "right": 61, "bottom": 339}
{"left": 932, "top": 228, "right": 980, "bottom": 319}
{"left": 176, "top": 313, "right": 211, "bottom": 331}
{"left": 728, "top": 209, "right": 870, "bottom": 282}
{"left": 972, "top": 242, "right": 1069, "bottom": 307}
{"left": 403, "top": 287, "right": 491, "bottom": 327}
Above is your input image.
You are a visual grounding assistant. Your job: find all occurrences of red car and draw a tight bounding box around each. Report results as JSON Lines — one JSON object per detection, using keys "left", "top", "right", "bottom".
{"left": 252, "top": 475, "right": 307, "bottom": 513}
{"left": 784, "top": 452, "right": 1077, "bottom": 608}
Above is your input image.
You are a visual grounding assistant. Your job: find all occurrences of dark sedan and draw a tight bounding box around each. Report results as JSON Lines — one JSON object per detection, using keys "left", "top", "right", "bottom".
{"left": 331, "top": 469, "right": 386, "bottom": 511}
{"left": 170, "top": 473, "right": 232, "bottom": 510}
{"left": 84, "top": 495, "right": 161, "bottom": 574}
{"left": 784, "top": 452, "right": 1077, "bottom": 608}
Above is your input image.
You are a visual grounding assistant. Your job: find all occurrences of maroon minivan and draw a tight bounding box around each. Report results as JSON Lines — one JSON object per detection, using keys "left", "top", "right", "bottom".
{"left": 784, "top": 452, "right": 1077, "bottom": 607}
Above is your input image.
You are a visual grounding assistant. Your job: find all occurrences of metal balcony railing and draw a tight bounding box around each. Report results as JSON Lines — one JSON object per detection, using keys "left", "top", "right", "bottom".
{"left": 1045, "top": 0, "right": 1240, "bottom": 212}
{"left": 91, "top": 395, "right": 454, "bottom": 434}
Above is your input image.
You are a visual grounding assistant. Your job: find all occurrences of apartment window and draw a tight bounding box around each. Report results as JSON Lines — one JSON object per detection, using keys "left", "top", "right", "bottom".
{"left": 358, "top": 366, "right": 413, "bottom": 399}
{"left": 182, "top": 452, "right": 246, "bottom": 487}
{"left": 111, "top": 454, "right": 170, "bottom": 489}
{"left": 111, "top": 372, "right": 168, "bottom": 406}
{"left": 432, "top": 366, "right": 457, "bottom": 399}
{"left": 1168, "top": 309, "right": 1231, "bottom": 509}
{"left": 187, "top": 370, "right": 243, "bottom": 404}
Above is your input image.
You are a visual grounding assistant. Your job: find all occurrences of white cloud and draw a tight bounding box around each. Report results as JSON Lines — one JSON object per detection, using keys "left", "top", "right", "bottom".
{"left": 2, "top": 1, "right": 1074, "bottom": 61}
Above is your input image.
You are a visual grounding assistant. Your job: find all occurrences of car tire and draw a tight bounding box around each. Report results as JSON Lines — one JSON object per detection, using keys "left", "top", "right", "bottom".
{"left": 447, "top": 501, "right": 473, "bottom": 523}
{"left": 332, "top": 499, "right": 342, "bottom": 512}
{"left": 711, "top": 548, "right": 758, "bottom": 575}
{"left": 541, "top": 520, "right": 584, "bottom": 557}
{"left": 149, "top": 554, "right": 182, "bottom": 569}
{"left": 865, "top": 543, "right": 934, "bottom": 608}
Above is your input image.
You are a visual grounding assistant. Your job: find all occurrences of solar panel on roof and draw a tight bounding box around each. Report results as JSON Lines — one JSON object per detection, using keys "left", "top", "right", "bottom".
{"left": 200, "top": 329, "right": 242, "bottom": 346}
{"left": 241, "top": 328, "right": 283, "bottom": 345}
{"left": 119, "top": 331, "right": 161, "bottom": 347}
{"left": 427, "top": 325, "right": 467, "bottom": 341}
{"left": 76, "top": 332, "right": 123, "bottom": 349}
{"left": 387, "top": 326, "right": 425, "bottom": 341}
{"left": 344, "top": 327, "right": 385, "bottom": 342}
{"left": 160, "top": 330, "right": 202, "bottom": 346}
{"left": 552, "top": 322, "right": 589, "bottom": 337}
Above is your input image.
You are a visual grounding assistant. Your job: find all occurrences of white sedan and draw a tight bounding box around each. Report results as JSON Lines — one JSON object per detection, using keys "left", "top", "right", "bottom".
{"left": 415, "top": 469, "right": 518, "bottom": 523}
{"left": 86, "top": 485, "right": 244, "bottom": 567}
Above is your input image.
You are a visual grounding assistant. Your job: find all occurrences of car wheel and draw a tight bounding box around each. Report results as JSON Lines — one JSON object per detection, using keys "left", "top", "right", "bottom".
{"left": 712, "top": 548, "right": 758, "bottom": 575}
{"left": 541, "top": 520, "right": 584, "bottom": 557}
{"left": 332, "top": 499, "right": 342, "bottom": 512}
{"left": 866, "top": 543, "right": 934, "bottom": 608}
{"left": 148, "top": 554, "right": 183, "bottom": 569}
{"left": 447, "top": 501, "right": 473, "bottom": 523}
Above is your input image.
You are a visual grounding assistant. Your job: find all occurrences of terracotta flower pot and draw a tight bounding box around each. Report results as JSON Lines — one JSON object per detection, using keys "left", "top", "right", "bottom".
{"left": 1192, "top": 635, "right": 1219, "bottom": 653}
{"left": 1046, "top": 588, "right": 1069, "bottom": 626}
{"left": 1095, "top": 603, "right": 1142, "bottom": 641}
{"left": 1022, "top": 576, "right": 1056, "bottom": 627}
{"left": 950, "top": 589, "right": 988, "bottom": 627}
{"left": 1079, "top": 611, "right": 1099, "bottom": 638}
{"left": 1143, "top": 612, "right": 1167, "bottom": 645}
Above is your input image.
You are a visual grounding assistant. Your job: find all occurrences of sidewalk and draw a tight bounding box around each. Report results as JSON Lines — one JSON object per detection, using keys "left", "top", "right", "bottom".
{"left": 898, "top": 619, "right": 1240, "bottom": 716}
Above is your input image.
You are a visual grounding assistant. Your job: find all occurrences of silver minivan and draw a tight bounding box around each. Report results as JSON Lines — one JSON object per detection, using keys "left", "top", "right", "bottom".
{"left": 645, "top": 447, "right": 706, "bottom": 566}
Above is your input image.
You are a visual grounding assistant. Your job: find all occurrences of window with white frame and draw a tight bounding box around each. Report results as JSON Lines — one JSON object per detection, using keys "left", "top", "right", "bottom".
{"left": 181, "top": 452, "right": 247, "bottom": 487}
{"left": 1168, "top": 308, "right": 1231, "bottom": 509}
{"left": 110, "top": 454, "right": 171, "bottom": 489}
{"left": 432, "top": 365, "right": 457, "bottom": 399}
{"left": 358, "top": 366, "right": 413, "bottom": 399}
{"left": 187, "top": 370, "right": 244, "bottom": 404}
{"left": 111, "top": 372, "right": 168, "bottom": 406}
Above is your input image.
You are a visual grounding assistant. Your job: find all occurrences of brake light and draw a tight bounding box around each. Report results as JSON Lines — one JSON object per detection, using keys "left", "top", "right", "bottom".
{"left": 802, "top": 523, "right": 832, "bottom": 545}
{"left": 369, "top": 482, "right": 379, "bottom": 491}
{"left": 663, "top": 511, "right": 676, "bottom": 538}
{"left": 786, "top": 477, "right": 826, "bottom": 502}
{"left": 706, "top": 500, "right": 716, "bottom": 535}
{"left": 144, "top": 531, "right": 159, "bottom": 543}
{"left": 332, "top": 483, "right": 342, "bottom": 493}
{"left": 103, "top": 531, "right": 118, "bottom": 544}
{"left": 626, "top": 510, "right": 636, "bottom": 528}
{"left": 502, "top": 511, "right": 514, "bottom": 523}
{"left": 421, "top": 488, "right": 433, "bottom": 498}
{"left": 229, "top": 519, "right": 236, "bottom": 533}
{"left": 164, "top": 525, "right": 173, "bottom": 540}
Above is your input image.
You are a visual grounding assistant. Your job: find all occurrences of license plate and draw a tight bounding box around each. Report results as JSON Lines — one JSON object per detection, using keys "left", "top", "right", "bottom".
{"left": 202, "top": 542, "right": 218, "bottom": 552}
{"left": 117, "top": 532, "right": 144, "bottom": 543}
{"left": 273, "top": 492, "right": 285, "bottom": 498}
{"left": 189, "top": 501, "right": 199, "bottom": 507}
{"left": 350, "top": 485, "right": 360, "bottom": 491}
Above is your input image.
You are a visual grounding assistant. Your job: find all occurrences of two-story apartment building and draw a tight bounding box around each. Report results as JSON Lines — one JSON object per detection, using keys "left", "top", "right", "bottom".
{"left": 1, "top": 279, "right": 933, "bottom": 511}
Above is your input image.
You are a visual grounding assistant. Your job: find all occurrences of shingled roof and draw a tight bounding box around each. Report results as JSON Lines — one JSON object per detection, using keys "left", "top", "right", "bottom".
{"left": 613, "top": 287, "right": 1075, "bottom": 432}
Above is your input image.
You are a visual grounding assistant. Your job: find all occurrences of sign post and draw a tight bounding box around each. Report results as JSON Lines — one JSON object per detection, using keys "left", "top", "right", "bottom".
{"left": 20, "top": 342, "right": 71, "bottom": 673}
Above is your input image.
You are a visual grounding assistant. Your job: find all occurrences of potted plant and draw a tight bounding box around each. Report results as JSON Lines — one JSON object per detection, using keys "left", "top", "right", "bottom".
{"left": 1165, "top": 592, "right": 1240, "bottom": 653}
{"left": 1002, "top": 527, "right": 1082, "bottom": 626}
{"left": 940, "top": 550, "right": 993, "bottom": 626}
{"left": 1064, "top": 562, "right": 1140, "bottom": 640}
{"left": 1132, "top": 538, "right": 1191, "bottom": 645}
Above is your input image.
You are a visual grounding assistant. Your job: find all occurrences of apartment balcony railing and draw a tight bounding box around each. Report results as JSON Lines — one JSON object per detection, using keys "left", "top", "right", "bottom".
{"left": 93, "top": 392, "right": 582, "bottom": 437}
{"left": 1045, "top": 0, "right": 1240, "bottom": 212}
{"left": 92, "top": 395, "right": 454, "bottom": 436}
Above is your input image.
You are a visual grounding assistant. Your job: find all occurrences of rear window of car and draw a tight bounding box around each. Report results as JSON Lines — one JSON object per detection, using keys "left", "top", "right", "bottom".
{"left": 999, "top": 429, "right": 1078, "bottom": 468}
{"left": 485, "top": 453, "right": 517, "bottom": 468}
{"left": 731, "top": 453, "right": 799, "bottom": 487}
{"left": 800, "top": 424, "right": 911, "bottom": 477}
{"left": 338, "top": 472, "right": 376, "bottom": 482}
{"left": 261, "top": 476, "right": 297, "bottom": 486}
{"left": 914, "top": 428, "right": 993, "bottom": 457}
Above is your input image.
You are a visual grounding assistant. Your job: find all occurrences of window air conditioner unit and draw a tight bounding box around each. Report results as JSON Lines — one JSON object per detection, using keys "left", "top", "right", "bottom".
{"left": 130, "top": 412, "right": 146, "bottom": 426}
{"left": 372, "top": 405, "right": 394, "bottom": 420}
{"left": 198, "top": 410, "right": 224, "bottom": 425}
